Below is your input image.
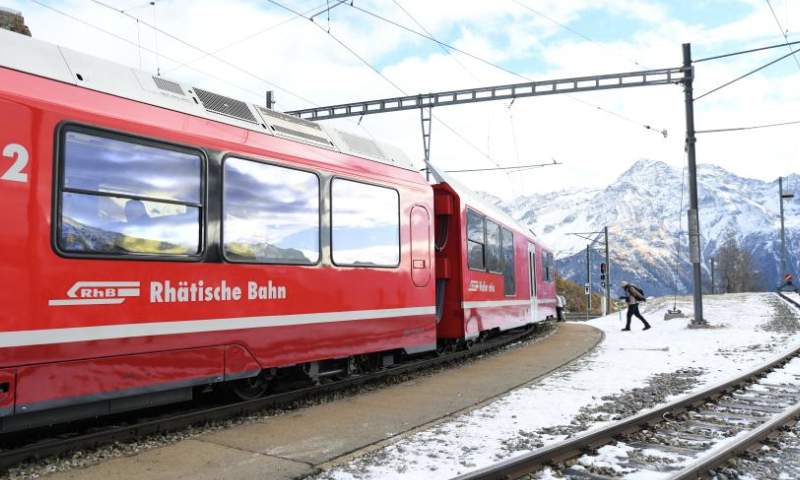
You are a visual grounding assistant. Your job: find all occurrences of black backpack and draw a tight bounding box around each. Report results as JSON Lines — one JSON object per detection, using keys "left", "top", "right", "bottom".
{"left": 633, "top": 286, "right": 645, "bottom": 301}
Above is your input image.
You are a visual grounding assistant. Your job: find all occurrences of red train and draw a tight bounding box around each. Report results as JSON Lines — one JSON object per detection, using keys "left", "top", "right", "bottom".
{"left": 0, "top": 29, "right": 556, "bottom": 432}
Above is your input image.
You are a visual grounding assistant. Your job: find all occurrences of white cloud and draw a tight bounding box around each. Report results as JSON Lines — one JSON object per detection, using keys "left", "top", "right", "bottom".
{"left": 6, "top": 0, "right": 800, "bottom": 200}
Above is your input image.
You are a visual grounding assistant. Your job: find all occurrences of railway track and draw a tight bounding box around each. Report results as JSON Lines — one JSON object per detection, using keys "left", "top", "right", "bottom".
{"left": 779, "top": 290, "right": 800, "bottom": 309}
{"left": 454, "top": 294, "right": 800, "bottom": 480}
{"left": 0, "top": 322, "right": 553, "bottom": 473}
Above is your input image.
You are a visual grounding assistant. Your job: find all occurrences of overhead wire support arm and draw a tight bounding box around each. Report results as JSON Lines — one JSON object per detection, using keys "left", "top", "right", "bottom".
{"left": 286, "top": 66, "right": 687, "bottom": 121}
{"left": 445, "top": 161, "right": 561, "bottom": 173}
{"left": 421, "top": 106, "right": 432, "bottom": 181}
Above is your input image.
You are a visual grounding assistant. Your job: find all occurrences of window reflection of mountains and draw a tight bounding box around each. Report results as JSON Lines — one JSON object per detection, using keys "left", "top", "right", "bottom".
{"left": 226, "top": 226, "right": 318, "bottom": 263}
{"left": 61, "top": 216, "right": 194, "bottom": 255}
{"left": 225, "top": 242, "right": 310, "bottom": 264}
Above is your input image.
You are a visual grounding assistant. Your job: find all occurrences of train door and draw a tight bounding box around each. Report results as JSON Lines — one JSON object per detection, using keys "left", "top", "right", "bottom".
{"left": 410, "top": 206, "right": 431, "bottom": 287}
{"left": 528, "top": 243, "right": 538, "bottom": 322}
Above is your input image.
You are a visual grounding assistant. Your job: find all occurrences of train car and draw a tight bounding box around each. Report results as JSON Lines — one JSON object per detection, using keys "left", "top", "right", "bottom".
{"left": 0, "top": 30, "right": 436, "bottom": 431}
{"left": 430, "top": 166, "right": 556, "bottom": 349}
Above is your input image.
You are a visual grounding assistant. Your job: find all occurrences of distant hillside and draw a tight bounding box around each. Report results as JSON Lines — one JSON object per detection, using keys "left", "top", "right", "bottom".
{"left": 556, "top": 276, "right": 611, "bottom": 314}
{"left": 480, "top": 161, "right": 800, "bottom": 297}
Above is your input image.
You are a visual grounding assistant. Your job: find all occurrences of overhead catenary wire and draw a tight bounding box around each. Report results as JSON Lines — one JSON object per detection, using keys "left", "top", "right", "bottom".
{"left": 390, "top": 0, "right": 481, "bottom": 83}
{"left": 263, "top": 0, "right": 535, "bottom": 215}
{"left": 446, "top": 161, "right": 561, "bottom": 173}
{"left": 27, "top": 0, "right": 384, "bottom": 146}
{"left": 121, "top": 2, "right": 153, "bottom": 13}
{"left": 87, "top": 0, "right": 320, "bottom": 107}
{"left": 510, "top": 0, "right": 648, "bottom": 70}
{"left": 161, "top": 1, "right": 333, "bottom": 76}
{"left": 697, "top": 118, "right": 800, "bottom": 133}
{"left": 696, "top": 47, "right": 800, "bottom": 100}
{"left": 264, "top": 0, "right": 505, "bottom": 170}
{"left": 344, "top": 2, "right": 667, "bottom": 137}
{"left": 27, "top": 0, "right": 269, "bottom": 103}
{"left": 151, "top": 1, "right": 160, "bottom": 76}
{"left": 765, "top": 0, "right": 800, "bottom": 72}
{"left": 672, "top": 152, "right": 688, "bottom": 308}
{"left": 505, "top": 101, "right": 527, "bottom": 217}
{"left": 694, "top": 38, "right": 800, "bottom": 63}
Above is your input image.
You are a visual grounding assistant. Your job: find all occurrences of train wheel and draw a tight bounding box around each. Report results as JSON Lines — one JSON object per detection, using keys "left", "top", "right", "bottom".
{"left": 230, "top": 371, "right": 271, "bottom": 401}
{"left": 435, "top": 341, "right": 448, "bottom": 357}
{"left": 356, "top": 353, "right": 380, "bottom": 373}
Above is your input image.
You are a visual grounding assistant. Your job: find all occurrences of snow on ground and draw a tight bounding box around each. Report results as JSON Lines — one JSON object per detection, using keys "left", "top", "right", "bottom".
{"left": 314, "top": 293, "right": 800, "bottom": 480}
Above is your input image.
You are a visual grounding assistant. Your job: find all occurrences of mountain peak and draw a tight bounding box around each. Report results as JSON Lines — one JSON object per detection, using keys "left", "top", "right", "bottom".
{"left": 485, "top": 159, "right": 800, "bottom": 297}
{"left": 615, "top": 159, "right": 677, "bottom": 185}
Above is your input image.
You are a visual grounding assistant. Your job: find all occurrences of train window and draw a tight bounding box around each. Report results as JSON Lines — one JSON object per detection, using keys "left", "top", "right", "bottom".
{"left": 542, "top": 251, "right": 550, "bottom": 282}
{"left": 486, "top": 220, "right": 501, "bottom": 273}
{"left": 63, "top": 132, "right": 200, "bottom": 203}
{"left": 331, "top": 179, "right": 400, "bottom": 267}
{"left": 223, "top": 157, "right": 320, "bottom": 264}
{"left": 58, "top": 130, "right": 202, "bottom": 256}
{"left": 501, "top": 227, "right": 515, "bottom": 296}
{"left": 466, "top": 210, "right": 485, "bottom": 271}
{"left": 542, "top": 251, "right": 555, "bottom": 283}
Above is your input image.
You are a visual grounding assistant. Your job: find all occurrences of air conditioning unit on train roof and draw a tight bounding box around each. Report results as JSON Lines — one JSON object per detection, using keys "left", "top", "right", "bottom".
{"left": 254, "top": 105, "right": 338, "bottom": 151}
{"left": 326, "top": 128, "right": 415, "bottom": 171}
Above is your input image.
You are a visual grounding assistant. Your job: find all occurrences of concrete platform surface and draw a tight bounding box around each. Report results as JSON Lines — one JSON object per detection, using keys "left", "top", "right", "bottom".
{"left": 44, "top": 323, "right": 602, "bottom": 480}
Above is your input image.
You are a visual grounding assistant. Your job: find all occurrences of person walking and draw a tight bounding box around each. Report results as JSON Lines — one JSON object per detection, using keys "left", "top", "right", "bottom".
{"left": 620, "top": 281, "right": 651, "bottom": 331}
{"left": 556, "top": 295, "right": 566, "bottom": 322}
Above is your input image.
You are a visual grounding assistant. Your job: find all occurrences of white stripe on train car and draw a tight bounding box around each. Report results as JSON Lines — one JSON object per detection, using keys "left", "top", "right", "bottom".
{"left": 0, "top": 306, "right": 437, "bottom": 349}
{"left": 461, "top": 298, "right": 556, "bottom": 308}
{"left": 461, "top": 299, "right": 530, "bottom": 308}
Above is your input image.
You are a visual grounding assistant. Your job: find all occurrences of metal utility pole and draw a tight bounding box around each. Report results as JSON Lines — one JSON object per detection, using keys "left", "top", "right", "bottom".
{"left": 421, "top": 106, "right": 432, "bottom": 181}
{"left": 604, "top": 226, "right": 611, "bottom": 315}
{"left": 569, "top": 230, "right": 610, "bottom": 315}
{"left": 710, "top": 257, "right": 716, "bottom": 294}
{"left": 779, "top": 177, "right": 794, "bottom": 282}
{"left": 266, "top": 90, "right": 275, "bottom": 110}
{"left": 780, "top": 177, "right": 786, "bottom": 277}
{"left": 683, "top": 43, "right": 706, "bottom": 326}
{"left": 586, "top": 245, "right": 591, "bottom": 320}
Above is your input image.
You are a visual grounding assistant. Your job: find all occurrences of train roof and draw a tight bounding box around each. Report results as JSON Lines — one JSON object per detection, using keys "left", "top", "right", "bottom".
{"left": 0, "top": 28, "right": 415, "bottom": 172}
{"left": 428, "top": 162, "right": 547, "bottom": 247}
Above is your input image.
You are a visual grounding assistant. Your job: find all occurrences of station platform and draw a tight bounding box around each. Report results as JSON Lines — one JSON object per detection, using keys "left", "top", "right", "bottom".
{"left": 44, "top": 323, "right": 603, "bottom": 480}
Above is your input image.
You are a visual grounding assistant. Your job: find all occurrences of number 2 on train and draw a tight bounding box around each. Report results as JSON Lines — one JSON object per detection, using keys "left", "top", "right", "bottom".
{"left": 1, "top": 143, "right": 29, "bottom": 183}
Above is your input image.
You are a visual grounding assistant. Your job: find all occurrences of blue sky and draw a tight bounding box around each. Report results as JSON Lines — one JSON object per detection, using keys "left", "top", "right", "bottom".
{"left": 4, "top": 0, "right": 800, "bottom": 199}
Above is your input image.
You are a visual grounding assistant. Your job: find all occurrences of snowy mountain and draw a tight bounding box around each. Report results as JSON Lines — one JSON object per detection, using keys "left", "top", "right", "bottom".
{"left": 479, "top": 160, "right": 800, "bottom": 297}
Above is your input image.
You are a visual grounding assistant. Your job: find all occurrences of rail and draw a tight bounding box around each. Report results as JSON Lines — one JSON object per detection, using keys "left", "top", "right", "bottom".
{"left": 0, "top": 322, "right": 554, "bottom": 472}
{"left": 666, "top": 400, "right": 800, "bottom": 479}
{"left": 778, "top": 290, "right": 800, "bottom": 309}
{"left": 452, "top": 340, "right": 800, "bottom": 480}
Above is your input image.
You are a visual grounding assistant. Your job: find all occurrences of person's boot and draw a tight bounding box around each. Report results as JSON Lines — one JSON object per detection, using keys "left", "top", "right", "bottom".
{"left": 643, "top": 322, "right": 651, "bottom": 331}
{"left": 621, "top": 327, "right": 631, "bottom": 331}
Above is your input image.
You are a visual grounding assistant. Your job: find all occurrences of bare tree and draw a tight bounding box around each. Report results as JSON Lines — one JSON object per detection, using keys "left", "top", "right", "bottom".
{"left": 714, "top": 229, "right": 763, "bottom": 293}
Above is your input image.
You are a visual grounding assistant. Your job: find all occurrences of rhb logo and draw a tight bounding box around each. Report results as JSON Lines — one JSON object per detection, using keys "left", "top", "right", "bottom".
{"left": 49, "top": 282, "right": 141, "bottom": 306}
{"left": 468, "top": 280, "right": 495, "bottom": 293}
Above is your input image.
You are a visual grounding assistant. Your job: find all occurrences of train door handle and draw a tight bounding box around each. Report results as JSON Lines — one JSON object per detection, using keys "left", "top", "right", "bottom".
{"left": 412, "top": 259, "right": 426, "bottom": 269}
